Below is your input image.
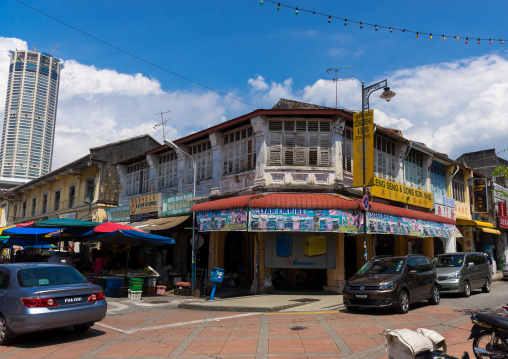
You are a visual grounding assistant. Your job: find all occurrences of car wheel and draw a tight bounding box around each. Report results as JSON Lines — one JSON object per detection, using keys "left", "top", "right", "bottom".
{"left": 396, "top": 290, "right": 409, "bottom": 314}
{"left": 0, "top": 315, "right": 12, "bottom": 345}
{"left": 346, "top": 306, "right": 360, "bottom": 313}
{"left": 463, "top": 281, "right": 471, "bottom": 297}
{"left": 73, "top": 324, "right": 92, "bottom": 332}
{"left": 428, "top": 285, "right": 440, "bottom": 305}
{"left": 482, "top": 278, "right": 491, "bottom": 293}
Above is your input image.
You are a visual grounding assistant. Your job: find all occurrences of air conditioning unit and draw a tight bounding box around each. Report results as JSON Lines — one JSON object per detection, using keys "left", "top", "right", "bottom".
{"left": 84, "top": 197, "right": 91, "bottom": 204}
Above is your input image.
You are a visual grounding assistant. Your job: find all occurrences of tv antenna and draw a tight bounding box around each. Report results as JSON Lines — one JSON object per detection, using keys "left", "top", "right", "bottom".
{"left": 326, "top": 67, "right": 355, "bottom": 109}
{"left": 154, "top": 110, "right": 171, "bottom": 140}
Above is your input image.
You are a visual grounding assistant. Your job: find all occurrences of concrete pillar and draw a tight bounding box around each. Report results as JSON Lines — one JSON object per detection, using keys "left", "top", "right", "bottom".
{"left": 394, "top": 235, "right": 407, "bottom": 256}
{"left": 326, "top": 233, "right": 344, "bottom": 293}
{"left": 207, "top": 231, "right": 226, "bottom": 276}
{"left": 422, "top": 237, "right": 434, "bottom": 259}
{"left": 444, "top": 236, "right": 457, "bottom": 253}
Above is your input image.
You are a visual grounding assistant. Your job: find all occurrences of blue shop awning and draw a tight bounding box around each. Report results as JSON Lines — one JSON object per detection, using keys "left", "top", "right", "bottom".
{"left": 85, "top": 229, "right": 175, "bottom": 246}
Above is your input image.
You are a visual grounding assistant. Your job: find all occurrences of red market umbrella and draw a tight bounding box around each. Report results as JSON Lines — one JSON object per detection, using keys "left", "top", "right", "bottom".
{"left": 92, "top": 222, "right": 148, "bottom": 234}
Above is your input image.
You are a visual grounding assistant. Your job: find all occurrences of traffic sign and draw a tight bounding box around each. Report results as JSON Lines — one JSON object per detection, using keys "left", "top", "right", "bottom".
{"left": 362, "top": 195, "right": 370, "bottom": 212}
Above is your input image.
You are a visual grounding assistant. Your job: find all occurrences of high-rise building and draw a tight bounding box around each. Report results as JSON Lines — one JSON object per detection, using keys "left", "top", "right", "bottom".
{"left": 0, "top": 49, "right": 61, "bottom": 183}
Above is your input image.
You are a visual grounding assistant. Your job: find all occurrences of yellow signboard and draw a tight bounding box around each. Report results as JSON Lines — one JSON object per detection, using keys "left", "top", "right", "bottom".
{"left": 371, "top": 177, "right": 434, "bottom": 209}
{"left": 353, "top": 110, "right": 374, "bottom": 187}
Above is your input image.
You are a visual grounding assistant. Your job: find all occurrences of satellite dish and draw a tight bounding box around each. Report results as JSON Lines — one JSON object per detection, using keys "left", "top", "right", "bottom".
{"left": 191, "top": 235, "right": 205, "bottom": 249}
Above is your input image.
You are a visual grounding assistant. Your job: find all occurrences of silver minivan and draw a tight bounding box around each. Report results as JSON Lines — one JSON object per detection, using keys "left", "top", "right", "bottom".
{"left": 433, "top": 252, "right": 491, "bottom": 297}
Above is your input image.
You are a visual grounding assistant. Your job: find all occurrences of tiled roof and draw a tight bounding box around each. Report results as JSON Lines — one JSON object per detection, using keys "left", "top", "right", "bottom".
{"left": 191, "top": 193, "right": 456, "bottom": 224}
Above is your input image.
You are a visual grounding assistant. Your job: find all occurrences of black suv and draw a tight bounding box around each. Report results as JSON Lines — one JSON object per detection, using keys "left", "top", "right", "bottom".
{"left": 343, "top": 254, "right": 440, "bottom": 314}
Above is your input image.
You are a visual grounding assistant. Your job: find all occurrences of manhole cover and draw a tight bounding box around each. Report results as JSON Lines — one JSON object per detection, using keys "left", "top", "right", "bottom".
{"left": 289, "top": 298, "right": 320, "bottom": 303}
{"left": 289, "top": 325, "right": 308, "bottom": 331}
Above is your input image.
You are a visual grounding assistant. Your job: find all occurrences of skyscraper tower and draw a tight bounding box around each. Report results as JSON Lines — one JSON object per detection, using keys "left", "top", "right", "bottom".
{"left": 0, "top": 49, "right": 61, "bottom": 181}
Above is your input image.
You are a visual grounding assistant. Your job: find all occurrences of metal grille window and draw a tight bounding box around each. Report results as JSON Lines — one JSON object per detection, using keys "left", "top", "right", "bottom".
{"left": 31, "top": 197, "right": 36, "bottom": 216}
{"left": 430, "top": 162, "right": 447, "bottom": 197}
{"left": 85, "top": 179, "right": 95, "bottom": 203}
{"left": 187, "top": 140, "right": 213, "bottom": 183}
{"left": 22, "top": 201, "right": 26, "bottom": 218}
{"left": 158, "top": 152, "right": 178, "bottom": 188}
{"left": 54, "top": 190, "right": 60, "bottom": 211}
{"left": 404, "top": 149, "right": 425, "bottom": 190}
{"left": 223, "top": 125, "right": 256, "bottom": 175}
{"left": 68, "top": 186, "right": 75, "bottom": 208}
{"left": 268, "top": 120, "right": 331, "bottom": 167}
{"left": 452, "top": 171, "right": 466, "bottom": 202}
{"left": 374, "top": 135, "right": 397, "bottom": 181}
{"left": 126, "top": 162, "right": 150, "bottom": 196}
{"left": 342, "top": 127, "right": 353, "bottom": 173}
{"left": 42, "top": 194, "right": 47, "bottom": 214}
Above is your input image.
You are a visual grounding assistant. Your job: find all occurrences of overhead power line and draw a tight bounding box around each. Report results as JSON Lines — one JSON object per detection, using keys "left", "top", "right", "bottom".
{"left": 14, "top": 0, "right": 259, "bottom": 109}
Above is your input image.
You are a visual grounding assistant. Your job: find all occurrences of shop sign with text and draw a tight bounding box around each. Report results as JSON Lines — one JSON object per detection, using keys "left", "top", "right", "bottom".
{"left": 371, "top": 177, "right": 434, "bottom": 209}
{"left": 106, "top": 205, "right": 130, "bottom": 223}
{"left": 197, "top": 208, "right": 247, "bottom": 231}
{"left": 473, "top": 178, "right": 488, "bottom": 213}
{"left": 455, "top": 202, "right": 472, "bottom": 220}
{"left": 353, "top": 110, "right": 374, "bottom": 187}
{"left": 499, "top": 202, "right": 508, "bottom": 229}
{"left": 162, "top": 193, "right": 192, "bottom": 217}
{"left": 130, "top": 193, "right": 160, "bottom": 221}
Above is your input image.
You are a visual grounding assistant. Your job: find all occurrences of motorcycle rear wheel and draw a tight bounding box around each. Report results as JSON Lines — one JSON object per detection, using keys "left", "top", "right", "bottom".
{"left": 473, "top": 331, "right": 508, "bottom": 359}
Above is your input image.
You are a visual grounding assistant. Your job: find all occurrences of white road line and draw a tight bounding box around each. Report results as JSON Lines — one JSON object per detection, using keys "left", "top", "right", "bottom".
{"left": 96, "top": 312, "right": 261, "bottom": 334}
{"left": 132, "top": 300, "right": 181, "bottom": 307}
{"left": 106, "top": 301, "right": 129, "bottom": 312}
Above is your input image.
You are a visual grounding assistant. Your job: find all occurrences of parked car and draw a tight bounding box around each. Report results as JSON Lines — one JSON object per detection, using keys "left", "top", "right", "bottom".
{"left": 343, "top": 255, "right": 440, "bottom": 314}
{"left": 432, "top": 252, "right": 491, "bottom": 297}
{"left": 0, "top": 263, "right": 106, "bottom": 344}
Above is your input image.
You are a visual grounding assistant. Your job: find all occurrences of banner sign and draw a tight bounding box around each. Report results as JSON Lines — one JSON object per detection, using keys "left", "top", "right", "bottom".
{"left": 473, "top": 178, "right": 489, "bottom": 213}
{"left": 353, "top": 110, "right": 374, "bottom": 187}
{"left": 498, "top": 202, "right": 508, "bottom": 229}
{"left": 434, "top": 204, "right": 455, "bottom": 220}
{"left": 106, "top": 205, "right": 130, "bottom": 223}
{"left": 162, "top": 193, "right": 192, "bottom": 217}
{"left": 264, "top": 232, "right": 336, "bottom": 269}
{"left": 130, "top": 193, "right": 160, "bottom": 221}
{"left": 366, "top": 212, "right": 462, "bottom": 239}
{"left": 197, "top": 208, "right": 247, "bottom": 231}
{"left": 455, "top": 202, "right": 472, "bottom": 220}
{"left": 248, "top": 208, "right": 360, "bottom": 233}
{"left": 371, "top": 177, "right": 434, "bottom": 209}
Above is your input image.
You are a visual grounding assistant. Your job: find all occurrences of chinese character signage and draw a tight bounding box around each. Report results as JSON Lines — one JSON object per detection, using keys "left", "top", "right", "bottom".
{"left": 371, "top": 177, "right": 434, "bottom": 209}
{"left": 129, "top": 193, "right": 160, "bottom": 221}
{"left": 499, "top": 202, "right": 508, "bottom": 229}
{"left": 353, "top": 110, "right": 374, "bottom": 187}
{"left": 197, "top": 208, "right": 247, "bottom": 231}
{"left": 106, "top": 205, "right": 130, "bottom": 222}
{"left": 455, "top": 202, "right": 472, "bottom": 220}
{"left": 473, "top": 178, "right": 488, "bottom": 213}
{"left": 162, "top": 193, "right": 192, "bottom": 217}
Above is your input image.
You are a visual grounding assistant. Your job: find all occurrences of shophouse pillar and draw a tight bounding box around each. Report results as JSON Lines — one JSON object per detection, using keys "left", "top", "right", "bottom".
{"left": 394, "top": 235, "right": 408, "bottom": 256}
{"left": 355, "top": 234, "right": 374, "bottom": 269}
{"left": 422, "top": 238, "right": 434, "bottom": 259}
{"left": 325, "top": 233, "right": 345, "bottom": 293}
{"left": 208, "top": 231, "right": 226, "bottom": 275}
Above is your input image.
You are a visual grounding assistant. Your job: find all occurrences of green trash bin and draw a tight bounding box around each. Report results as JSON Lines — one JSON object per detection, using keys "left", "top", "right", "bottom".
{"left": 129, "top": 278, "right": 144, "bottom": 291}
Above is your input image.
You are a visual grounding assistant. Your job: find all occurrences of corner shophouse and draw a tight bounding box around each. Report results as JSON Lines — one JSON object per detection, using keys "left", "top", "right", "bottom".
{"left": 112, "top": 98, "right": 463, "bottom": 294}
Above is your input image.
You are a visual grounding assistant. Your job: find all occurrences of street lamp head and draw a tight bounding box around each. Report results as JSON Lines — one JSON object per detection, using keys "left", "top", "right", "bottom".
{"left": 380, "top": 87, "right": 396, "bottom": 102}
{"left": 164, "top": 139, "right": 179, "bottom": 150}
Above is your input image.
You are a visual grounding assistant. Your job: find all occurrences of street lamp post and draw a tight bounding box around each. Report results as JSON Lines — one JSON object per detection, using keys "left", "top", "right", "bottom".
{"left": 164, "top": 139, "right": 197, "bottom": 294}
{"left": 361, "top": 80, "right": 396, "bottom": 263}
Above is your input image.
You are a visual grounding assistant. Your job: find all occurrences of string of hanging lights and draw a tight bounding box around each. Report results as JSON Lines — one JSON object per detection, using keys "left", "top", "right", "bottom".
{"left": 259, "top": 0, "right": 505, "bottom": 45}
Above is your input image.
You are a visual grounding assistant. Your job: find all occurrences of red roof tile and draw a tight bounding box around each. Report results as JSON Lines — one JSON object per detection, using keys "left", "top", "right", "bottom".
{"left": 191, "top": 193, "right": 456, "bottom": 225}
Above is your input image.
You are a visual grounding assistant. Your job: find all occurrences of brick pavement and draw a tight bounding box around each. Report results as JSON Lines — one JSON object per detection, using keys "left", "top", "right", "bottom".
{"left": 0, "top": 304, "right": 477, "bottom": 358}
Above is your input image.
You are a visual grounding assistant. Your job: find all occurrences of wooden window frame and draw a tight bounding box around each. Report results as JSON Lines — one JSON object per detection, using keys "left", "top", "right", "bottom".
{"left": 223, "top": 125, "right": 255, "bottom": 175}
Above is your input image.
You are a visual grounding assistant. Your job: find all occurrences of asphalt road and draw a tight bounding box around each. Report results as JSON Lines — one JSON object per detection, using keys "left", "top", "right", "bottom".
{"left": 440, "top": 277, "right": 508, "bottom": 313}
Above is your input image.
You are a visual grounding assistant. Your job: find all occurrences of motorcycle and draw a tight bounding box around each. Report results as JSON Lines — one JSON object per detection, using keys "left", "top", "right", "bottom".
{"left": 468, "top": 311, "right": 508, "bottom": 358}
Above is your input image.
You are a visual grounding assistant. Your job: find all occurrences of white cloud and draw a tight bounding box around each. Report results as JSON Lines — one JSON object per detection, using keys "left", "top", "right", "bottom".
{"left": 247, "top": 75, "right": 269, "bottom": 91}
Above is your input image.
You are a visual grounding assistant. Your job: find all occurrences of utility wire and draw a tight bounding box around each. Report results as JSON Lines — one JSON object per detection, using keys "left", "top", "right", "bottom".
{"left": 14, "top": 0, "right": 259, "bottom": 109}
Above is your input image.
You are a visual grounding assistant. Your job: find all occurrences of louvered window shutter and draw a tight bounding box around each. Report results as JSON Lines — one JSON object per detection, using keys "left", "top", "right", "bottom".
{"left": 295, "top": 134, "right": 306, "bottom": 165}
{"left": 308, "top": 134, "right": 318, "bottom": 165}
{"left": 269, "top": 132, "right": 282, "bottom": 165}
{"left": 319, "top": 134, "right": 331, "bottom": 166}
{"left": 284, "top": 133, "right": 295, "bottom": 165}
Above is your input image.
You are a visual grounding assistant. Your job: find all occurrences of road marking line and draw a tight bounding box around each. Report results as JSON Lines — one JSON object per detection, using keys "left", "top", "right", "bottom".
{"left": 267, "top": 307, "right": 346, "bottom": 315}
{"left": 96, "top": 312, "right": 261, "bottom": 334}
{"left": 106, "top": 301, "right": 129, "bottom": 312}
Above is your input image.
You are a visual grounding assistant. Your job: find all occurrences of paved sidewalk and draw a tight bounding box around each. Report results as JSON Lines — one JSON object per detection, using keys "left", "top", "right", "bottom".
{"left": 0, "top": 304, "right": 478, "bottom": 358}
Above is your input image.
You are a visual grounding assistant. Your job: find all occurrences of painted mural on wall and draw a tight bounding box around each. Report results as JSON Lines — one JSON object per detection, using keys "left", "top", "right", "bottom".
{"left": 248, "top": 208, "right": 360, "bottom": 233}
{"left": 197, "top": 208, "right": 247, "bottom": 231}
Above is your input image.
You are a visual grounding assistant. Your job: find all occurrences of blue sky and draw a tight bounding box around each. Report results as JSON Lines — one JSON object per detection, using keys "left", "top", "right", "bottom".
{"left": 2, "top": 0, "right": 508, "bottom": 168}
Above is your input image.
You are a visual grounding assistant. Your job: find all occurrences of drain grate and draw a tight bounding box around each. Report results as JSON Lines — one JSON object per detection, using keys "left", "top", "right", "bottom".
{"left": 289, "top": 325, "right": 308, "bottom": 331}
{"left": 289, "top": 298, "right": 320, "bottom": 303}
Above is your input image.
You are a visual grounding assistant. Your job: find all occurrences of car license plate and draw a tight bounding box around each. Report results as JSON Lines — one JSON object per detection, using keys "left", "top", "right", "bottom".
{"left": 58, "top": 295, "right": 88, "bottom": 305}
{"left": 354, "top": 294, "right": 368, "bottom": 299}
